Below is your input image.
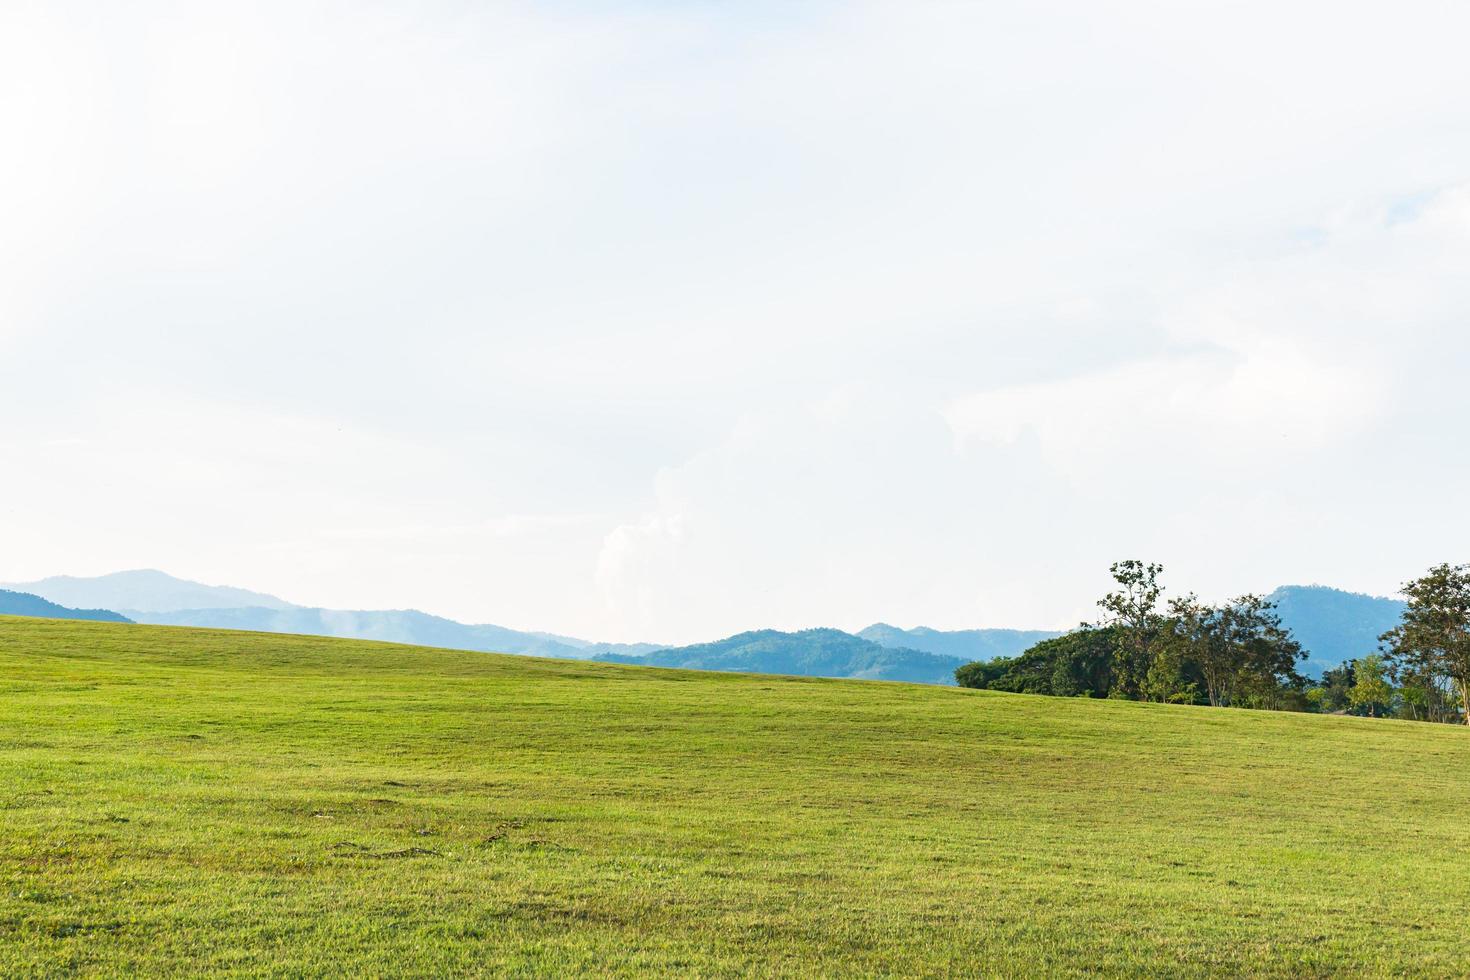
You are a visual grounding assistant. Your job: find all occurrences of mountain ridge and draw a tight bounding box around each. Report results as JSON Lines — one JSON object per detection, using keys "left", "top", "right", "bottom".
{"left": 858, "top": 623, "right": 1064, "bottom": 662}
{"left": 128, "top": 606, "right": 659, "bottom": 660}
{"left": 4, "top": 569, "right": 295, "bottom": 613}
{"left": 6, "top": 569, "right": 1410, "bottom": 678}
{"left": 595, "top": 628, "right": 966, "bottom": 685}
{"left": 1264, "top": 584, "right": 1404, "bottom": 672}
{"left": 0, "top": 589, "right": 132, "bottom": 624}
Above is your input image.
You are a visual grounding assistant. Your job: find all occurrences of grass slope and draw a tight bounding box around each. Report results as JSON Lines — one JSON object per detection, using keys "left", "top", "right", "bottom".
{"left": 3, "top": 618, "right": 1468, "bottom": 976}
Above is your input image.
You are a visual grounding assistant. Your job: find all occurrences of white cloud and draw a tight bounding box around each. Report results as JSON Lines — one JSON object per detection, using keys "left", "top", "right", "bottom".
{"left": 3, "top": 2, "right": 1470, "bottom": 639}
{"left": 943, "top": 339, "right": 1380, "bottom": 476}
{"left": 596, "top": 511, "right": 688, "bottom": 634}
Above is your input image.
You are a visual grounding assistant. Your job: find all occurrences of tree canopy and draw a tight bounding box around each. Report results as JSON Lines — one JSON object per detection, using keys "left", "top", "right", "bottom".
{"left": 958, "top": 563, "right": 1306, "bottom": 713}
{"left": 1380, "top": 563, "right": 1470, "bottom": 725}
{"left": 959, "top": 560, "right": 1470, "bottom": 725}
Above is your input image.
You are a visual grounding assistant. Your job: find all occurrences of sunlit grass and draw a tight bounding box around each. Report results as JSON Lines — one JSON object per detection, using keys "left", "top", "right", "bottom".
{"left": 2, "top": 616, "right": 1467, "bottom": 976}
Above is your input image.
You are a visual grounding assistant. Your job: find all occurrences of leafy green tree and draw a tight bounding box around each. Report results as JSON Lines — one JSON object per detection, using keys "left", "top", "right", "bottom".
{"left": 1049, "top": 657, "right": 1082, "bottom": 697}
{"left": 954, "top": 657, "right": 1014, "bottom": 690}
{"left": 1304, "top": 686, "right": 1328, "bottom": 712}
{"left": 1142, "top": 643, "right": 1193, "bottom": 703}
{"left": 1381, "top": 563, "right": 1470, "bottom": 725}
{"left": 1162, "top": 594, "right": 1218, "bottom": 703}
{"left": 1097, "top": 561, "right": 1164, "bottom": 700}
{"left": 1398, "top": 683, "right": 1429, "bottom": 722}
{"left": 962, "top": 574, "right": 1305, "bottom": 713}
{"left": 1163, "top": 593, "right": 1304, "bottom": 707}
{"left": 1347, "top": 654, "right": 1394, "bottom": 718}
{"left": 1228, "top": 594, "right": 1306, "bottom": 706}
{"left": 1383, "top": 647, "right": 1456, "bottom": 723}
{"left": 1232, "top": 668, "right": 1310, "bottom": 712}
{"left": 1316, "top": 662, "right": 1356, "bottom": 713}
{"left": 955, "top": 628, "right": 1116, "bottom": 697}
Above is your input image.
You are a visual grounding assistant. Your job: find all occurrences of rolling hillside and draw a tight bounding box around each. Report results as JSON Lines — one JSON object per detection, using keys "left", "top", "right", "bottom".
{"left": 595, "top": 628, "right": 965, "bottom": 684}
{"left": 4, "top": 616, "right": 1469, "bottom": 975}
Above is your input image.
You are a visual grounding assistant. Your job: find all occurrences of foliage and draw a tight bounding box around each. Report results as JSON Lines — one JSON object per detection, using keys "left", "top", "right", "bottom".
{"left": 1312, "top": 661, "right": 1357, "bottom": 714}
{"left": 1096, "top": 560, "right": 1165, "bottom": 700}
{"left": 959, "top": 559, "right": 1470, "bottom": 728}
{"left": 953, "top": 656, "right": 1015, "bottom": 690}
{"left": 1346, "top": 654, "right": 1394, "bottom": 717}
{"left": 1162, "top": 593, "right": 1305, "bottom": 708}
{"left": 956, "top": 627, "right": 1116, "bottom": 697}
{"left": 1380, "top": 563, "right": 1470, "bottom": 725}
{"left": 963, "top": 565, "right": 1306, "bottom": 712}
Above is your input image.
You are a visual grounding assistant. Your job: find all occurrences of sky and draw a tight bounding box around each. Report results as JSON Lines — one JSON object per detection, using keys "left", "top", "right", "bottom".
{"left": 3, "top": 0, "right": 1470, "bottom": 643}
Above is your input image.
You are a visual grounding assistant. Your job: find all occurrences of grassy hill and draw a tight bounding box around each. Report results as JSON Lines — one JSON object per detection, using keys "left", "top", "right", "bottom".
{"left": 3, "top": 618, "right": 1469, "bottom": 975}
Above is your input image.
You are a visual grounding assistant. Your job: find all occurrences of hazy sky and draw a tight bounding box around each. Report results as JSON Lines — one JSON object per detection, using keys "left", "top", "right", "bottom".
{"left": 4, "top": 1, "right": 1470, "bottom": 642}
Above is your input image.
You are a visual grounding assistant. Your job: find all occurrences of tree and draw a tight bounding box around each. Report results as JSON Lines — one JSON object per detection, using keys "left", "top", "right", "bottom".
{"left": 1227, "top": 594, "right": 1306, "bottom": 707}
{"left": 1384, "top": 654, "right": 1455, "bottom": 723}
{"left": 954, "top": 657, "right": 1014, "bottom": 690}
{"left": 1097, "top": 561, "right": 1164, "bottom": 700}
{"left": 1315, "top": 662, "right": 1356, "bottom": 714}
{"left": 1398, "top": 683, "right": 1429, "bottom": 722}
{"left": 1162, "top": 592, "right": 1304, "bottom": 708}
{"left": 1381, "top": 563, "right": 1470, "bottom": 725}
{"left": 1164, "top": 594, "right": 1221, "bottom": 704}
{"left": 955, "top": 628, "right": 1116, "bottom": 697}
{"left": 1347, "top": 654, "right": 1394, "bottom": 718}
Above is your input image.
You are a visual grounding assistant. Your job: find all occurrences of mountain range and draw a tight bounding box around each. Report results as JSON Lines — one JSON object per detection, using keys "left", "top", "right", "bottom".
{"left": 594, "top": 628, "right": 967, "bottom": 685}
{"left": 857, "top": 623, "right": 1063, "bottom": 661}
{"left": 130, "top": 606, "right": 659, "bottom": 660}
{"left": 8, "top": 569, "right": 294, "bottom": 612}
{"left": 1, "top": 570, "right": 1408, "bottom": 682}
{"left": 0, "top": 570, "right": 657, "bottom": 660}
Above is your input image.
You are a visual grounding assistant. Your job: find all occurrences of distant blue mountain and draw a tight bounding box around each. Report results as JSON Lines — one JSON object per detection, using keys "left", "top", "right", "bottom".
{"left": 7, "top": 570, "right": 659, "bottom": 659}
{"left": 0, "top": 589, "right": 132, "bottom": 624}
{"left": 1266, "top": 585, "right": 1405, "bottom": 673}
{"left": 4, "top": 569, "right": 294, "bottom": 613}
{"left": 595, "top": 628, "right": 965, "bottom": 685}
{"left": 858, "top": 623, "right": 1063, "bottom": 662}
{"left": 126, "top": 606, "right": 658, "bottom": 660}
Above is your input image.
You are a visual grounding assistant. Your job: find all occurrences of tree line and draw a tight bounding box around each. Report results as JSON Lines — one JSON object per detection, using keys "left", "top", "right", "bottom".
{"left": 956, "top": 560, "right": 1470, "bottom": 725}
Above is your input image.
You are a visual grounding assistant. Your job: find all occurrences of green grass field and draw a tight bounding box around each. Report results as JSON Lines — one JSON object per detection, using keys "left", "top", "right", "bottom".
{"left": 3, "top": 616, "right": 1468, "bottom": 976}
